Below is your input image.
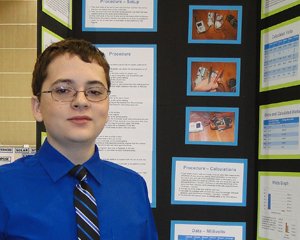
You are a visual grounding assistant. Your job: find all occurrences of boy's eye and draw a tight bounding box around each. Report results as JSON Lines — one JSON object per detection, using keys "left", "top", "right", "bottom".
{"left": 53, "top": 87, "right": 73, "bottom": 95}
{"left": 87, "top": 88, "right": 104, "bottom": 96}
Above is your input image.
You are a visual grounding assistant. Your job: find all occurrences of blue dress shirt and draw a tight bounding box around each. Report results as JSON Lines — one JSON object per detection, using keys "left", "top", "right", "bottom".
{"left": 0, "top": 140, "right": 158, "bottom": 240}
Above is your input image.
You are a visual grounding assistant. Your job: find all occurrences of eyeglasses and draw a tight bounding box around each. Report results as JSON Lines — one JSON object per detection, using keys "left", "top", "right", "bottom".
{"left": 39, "top": 85, "right": 111, "bottom": 102}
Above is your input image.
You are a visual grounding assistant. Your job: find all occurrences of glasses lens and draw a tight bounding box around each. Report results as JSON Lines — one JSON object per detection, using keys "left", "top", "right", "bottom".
{"left": 86, "top": 87, "right": 109, "bottom": 102}
{"left": 52, "top": 86, "right": 75, "bottom": 102}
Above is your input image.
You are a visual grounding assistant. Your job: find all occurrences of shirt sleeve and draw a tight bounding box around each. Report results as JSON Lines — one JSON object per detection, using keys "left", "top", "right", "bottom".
{"left": 146, "top": 206, "right": 159, "bottom": 240}
{"left": 140, "top": 178, "right": 158, "bottom": 240}
{"left": 0, "top": 188, "right": 8, "bottom": 239}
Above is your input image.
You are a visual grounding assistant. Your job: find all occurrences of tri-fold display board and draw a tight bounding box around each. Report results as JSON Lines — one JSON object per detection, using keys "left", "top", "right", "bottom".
{"left": 36, "top": 0, "right": 300, "bottom": 239}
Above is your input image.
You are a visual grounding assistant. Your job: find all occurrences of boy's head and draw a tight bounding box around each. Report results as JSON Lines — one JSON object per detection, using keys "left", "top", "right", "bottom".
{"left": 32, "top": 39, "right": 110, "bottom": 97}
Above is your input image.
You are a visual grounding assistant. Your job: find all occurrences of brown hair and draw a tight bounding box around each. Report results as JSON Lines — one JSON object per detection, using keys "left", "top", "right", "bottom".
{"left": 32, "top": 39, "right": 110, "bottom": 96}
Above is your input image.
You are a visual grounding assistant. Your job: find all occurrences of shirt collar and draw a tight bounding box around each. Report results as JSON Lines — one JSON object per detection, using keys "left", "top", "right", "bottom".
{"left": 37, "top": 139, "right": 103, "bottom": 184}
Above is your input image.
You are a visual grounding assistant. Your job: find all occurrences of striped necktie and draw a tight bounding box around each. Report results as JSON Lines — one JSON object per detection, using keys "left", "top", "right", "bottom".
{"left": 70, "top": 165, "right": 100, "bottom": 240}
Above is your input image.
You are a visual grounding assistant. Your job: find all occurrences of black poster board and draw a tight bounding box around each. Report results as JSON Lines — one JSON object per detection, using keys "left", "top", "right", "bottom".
{"left": 35, "top": 0, "right": 300, "bottom": 239}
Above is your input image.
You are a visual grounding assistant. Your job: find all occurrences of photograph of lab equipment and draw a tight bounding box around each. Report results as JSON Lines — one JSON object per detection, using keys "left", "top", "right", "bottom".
{"left": 192, "top": 9, "right": 239, "bottom": 41}
{"left": 188, "top": 111, "right": 236, "bottom": 143}
{"left": 191, "top": 61, "right": 237, "bottom": 93}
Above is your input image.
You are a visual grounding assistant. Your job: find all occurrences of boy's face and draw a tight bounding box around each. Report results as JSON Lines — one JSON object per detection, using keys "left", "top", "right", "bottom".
{"left": 31, "top": 53, "right": 109, "bottom": 147}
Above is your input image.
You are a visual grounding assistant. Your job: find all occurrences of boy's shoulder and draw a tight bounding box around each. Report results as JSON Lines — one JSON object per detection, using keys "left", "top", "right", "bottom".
{"left": 101, "top": 159, "right": 141, "bottom": 175}
{"left": 100, "top": 159, "right": 145, "bottom": 182}
{"left": 0, "top": 155, "right": 37, "bottom": 175}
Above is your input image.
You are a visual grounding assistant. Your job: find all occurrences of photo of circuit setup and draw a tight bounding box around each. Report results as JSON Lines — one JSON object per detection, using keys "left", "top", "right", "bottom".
{"left": 188, "top": 59, "right": 241, "bottom": 98}
{"left": 185, "top": 107, "right": 239, "bottom": 146}
{"left": 188, "top": 5, "right": 242, "bottom": 44}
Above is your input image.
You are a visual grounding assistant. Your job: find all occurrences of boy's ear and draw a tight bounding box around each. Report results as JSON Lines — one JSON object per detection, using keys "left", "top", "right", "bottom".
{"left": 31, "top": 96, "right": 43, "bottom": 122}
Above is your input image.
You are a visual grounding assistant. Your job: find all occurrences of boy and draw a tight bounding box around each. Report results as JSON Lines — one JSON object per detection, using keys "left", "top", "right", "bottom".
{"left": 0, "top": 39, "right": 158, "bottom": 240}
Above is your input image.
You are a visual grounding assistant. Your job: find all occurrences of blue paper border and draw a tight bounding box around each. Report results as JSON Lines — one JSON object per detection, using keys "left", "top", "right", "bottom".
{"left": 185, "top": 106, "right": 239, "bottom": 146}
{"left": 171, "top": 157, "right": 248, "bottom": 206}
{"left": 188, "top": 5, "right": 243, "bottom": 44}
{"left": 96, "top": 44, "right": 157, "bottom": 207}
{"left": 82, "top": 0, "right": 158, "bottom": 32}
{"left": 186, "top": 57, "right": 241, "bottom": 97}
{"left": 170, "top": 220, "right": 246, "bottom": 240}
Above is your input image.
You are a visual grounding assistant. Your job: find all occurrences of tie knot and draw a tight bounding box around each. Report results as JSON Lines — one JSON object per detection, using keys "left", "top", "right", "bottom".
{"left": 69, "top": 165, "right": 88, "bottom": 182}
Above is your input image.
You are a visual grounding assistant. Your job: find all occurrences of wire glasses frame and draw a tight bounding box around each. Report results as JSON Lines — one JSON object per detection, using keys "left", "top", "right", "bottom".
{"left": 38, "top": 86, "right": 111, "bottom": 102}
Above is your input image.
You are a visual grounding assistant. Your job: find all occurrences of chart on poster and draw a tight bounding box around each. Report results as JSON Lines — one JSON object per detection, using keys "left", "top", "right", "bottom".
{"left": 264, "top": 35, "right": 298, "bottom": 81}
{"left": 178, "top": 236, "right": 234, "bottom": 240}
{"left": 171, "top": 221, "right": 246, "bottom": 240}
{"left": 259, "top": 100, "right": 300, "bottom": 159}
{"left": 260, "top": 17, "right": 300, "bottom": 91}
{"left": 263, "top": 117, "right": 299, "bottom": 150}
{"left": 257, "top": 172, "right": 300, "bottom": 240}
{"left": 261, "top": 0, "right": 300, "bottom": 18}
